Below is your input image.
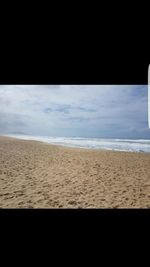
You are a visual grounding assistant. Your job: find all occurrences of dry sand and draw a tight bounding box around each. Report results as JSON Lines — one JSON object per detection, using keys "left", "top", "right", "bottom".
{"left": 0, "top": 136, "right": 150, "bottom": 208}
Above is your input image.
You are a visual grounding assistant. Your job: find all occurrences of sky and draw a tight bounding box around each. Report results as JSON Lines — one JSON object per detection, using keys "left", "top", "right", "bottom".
{"left": 0, "top": 85, "right": 150, "bottom": 139}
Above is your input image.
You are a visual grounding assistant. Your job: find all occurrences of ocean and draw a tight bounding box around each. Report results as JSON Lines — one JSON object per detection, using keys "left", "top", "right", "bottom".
{"left": 4, "top": 134, "right": 150, "bottom": 153}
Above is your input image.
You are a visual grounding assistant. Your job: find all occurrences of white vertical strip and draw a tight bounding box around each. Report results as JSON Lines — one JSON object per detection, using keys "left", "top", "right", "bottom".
{"left": 148, "top": 65, "right": 150, "bottom": 128}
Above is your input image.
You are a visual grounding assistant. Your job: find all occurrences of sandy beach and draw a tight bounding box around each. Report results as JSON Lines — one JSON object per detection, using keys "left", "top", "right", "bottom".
{"left": 0, "top": 136, "right": 150, "bottom": 208}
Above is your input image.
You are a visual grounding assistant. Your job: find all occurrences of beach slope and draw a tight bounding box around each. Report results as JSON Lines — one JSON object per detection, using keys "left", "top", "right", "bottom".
{"left": 0, "top": 136, "right": 150, "bottom": 208}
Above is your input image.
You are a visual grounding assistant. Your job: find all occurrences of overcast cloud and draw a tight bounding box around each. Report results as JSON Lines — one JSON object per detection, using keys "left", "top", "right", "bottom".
{"left": 0, "top": 85, "right": 149, "bottom": 138}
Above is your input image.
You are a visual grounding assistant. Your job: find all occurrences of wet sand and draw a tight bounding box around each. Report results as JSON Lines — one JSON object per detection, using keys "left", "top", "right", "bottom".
{"left": 0, "top": 136, "right": 150, "bottom": 208}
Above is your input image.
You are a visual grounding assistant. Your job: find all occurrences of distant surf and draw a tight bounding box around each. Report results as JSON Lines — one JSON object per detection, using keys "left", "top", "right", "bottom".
{"left": 3, "top": 134, "right": 150, "bottom": 153}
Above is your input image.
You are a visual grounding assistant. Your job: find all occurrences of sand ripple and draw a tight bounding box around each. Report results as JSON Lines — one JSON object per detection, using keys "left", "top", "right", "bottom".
{"left": 0, "top": 136, "right": 150, "bottom": 208}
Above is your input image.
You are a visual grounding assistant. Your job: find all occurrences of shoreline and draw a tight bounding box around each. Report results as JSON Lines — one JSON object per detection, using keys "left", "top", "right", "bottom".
{"left": 1, "top": 135, "right": 150, "bottom": 154}
{"left": 0, "top": 136, "right": 150, "bottom": 208}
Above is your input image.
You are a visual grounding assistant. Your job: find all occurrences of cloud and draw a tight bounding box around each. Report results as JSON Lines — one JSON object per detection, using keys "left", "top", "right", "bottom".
{"left": 43, "top": 108, "right": 53, "bottom": 114}
{"left": 0, "top": 112, "right": 28, "bottom": 134}
{"left": 0, "top": 85, "right": 149, "bottom": 138}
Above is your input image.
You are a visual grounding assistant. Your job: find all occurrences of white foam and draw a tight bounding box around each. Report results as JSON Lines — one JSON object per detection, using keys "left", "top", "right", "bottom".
{"left": 4, "top": 134, "right": 150, "bottom": 153}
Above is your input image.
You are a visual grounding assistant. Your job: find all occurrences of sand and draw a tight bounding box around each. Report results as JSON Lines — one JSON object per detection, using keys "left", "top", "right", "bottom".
{"left": 0, "top": 136, "right": 150, "bottom": 208}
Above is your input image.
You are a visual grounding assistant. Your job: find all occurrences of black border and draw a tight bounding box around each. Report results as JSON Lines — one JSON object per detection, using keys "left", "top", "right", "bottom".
{"left": 0, "top": 60, "right": 149, "bottom": 85}
{"left": 1, "top": 209, "right": 150, "bottom": 242}
{"left": 0, "top": 44, "right": 149, "bottom": 84}
{"left": 1, "top": 209, "right": 150, "bottom": 226}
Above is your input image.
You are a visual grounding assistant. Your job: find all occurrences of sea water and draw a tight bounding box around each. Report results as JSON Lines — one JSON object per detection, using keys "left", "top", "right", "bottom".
{"left": 4, "top": 134, "right": 150, "bottom": 153}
